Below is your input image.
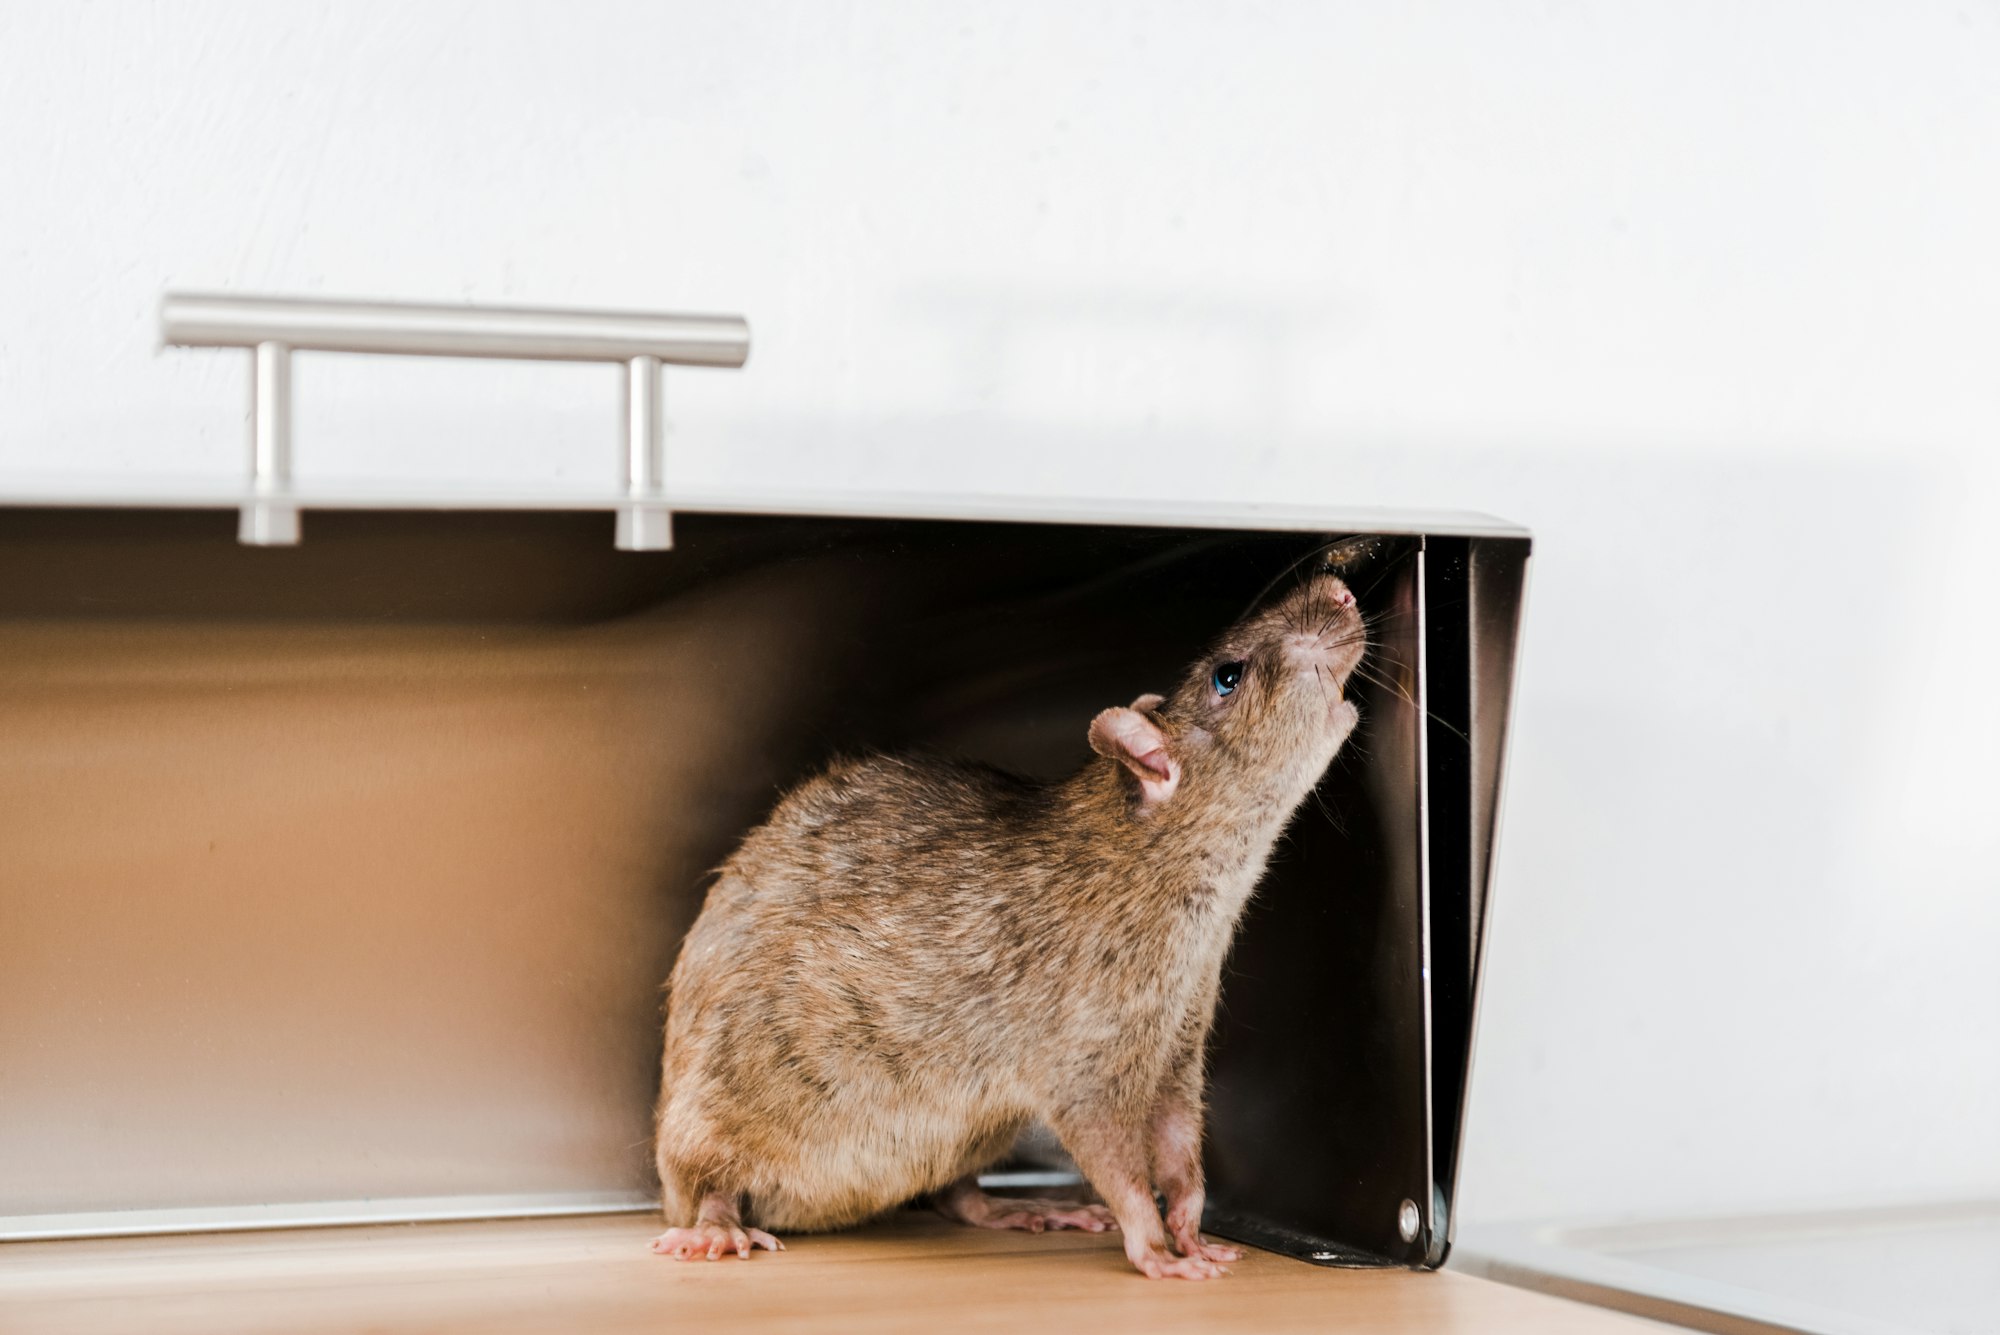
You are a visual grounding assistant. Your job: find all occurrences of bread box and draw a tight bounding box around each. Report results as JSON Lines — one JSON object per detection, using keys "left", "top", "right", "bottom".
{"left": 0, "top": 295, "right": 1529, "bottom": 1276}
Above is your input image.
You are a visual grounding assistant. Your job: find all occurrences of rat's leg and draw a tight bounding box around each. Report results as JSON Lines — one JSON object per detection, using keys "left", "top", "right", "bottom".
{"left": 930, "top": 1123, "right": 1116, "bottom": 1233}
{"left": 652, "top": 1081, "right": 783, "bottom": 1260}
{"left": 1049, "top": 1106, "right": 1229, "bottom": 1280}
{"left": 1148, "top": 1033, "right": 1242, "bottom": 1265}
{"left": 931, "top": 1174, "right": 1117, "bottom": 1233}
{"left": 651, "top": 1140, "right": 780, "bottom": 1260}
{"left": 650, "top": 1187, "right": 784, "bottom": 1261}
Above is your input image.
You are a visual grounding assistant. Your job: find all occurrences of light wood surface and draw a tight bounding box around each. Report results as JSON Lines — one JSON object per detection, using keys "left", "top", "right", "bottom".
{"left": 0, "top": 1211, "right": 1669, "bottom": 1334}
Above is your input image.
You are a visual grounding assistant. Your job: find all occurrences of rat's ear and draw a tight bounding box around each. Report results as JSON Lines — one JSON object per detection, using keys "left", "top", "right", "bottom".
{"left": 1129, "top": 693, "right": 1166, "bottom": 715}
{"left": 1088, "top": 706, "right": 1181, "bottom": 807}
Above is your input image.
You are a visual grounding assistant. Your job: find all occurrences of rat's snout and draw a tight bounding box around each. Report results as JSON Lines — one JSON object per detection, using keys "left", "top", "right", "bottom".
{"left": 1273, "top": 573, "right": 1366, "bottom": 681}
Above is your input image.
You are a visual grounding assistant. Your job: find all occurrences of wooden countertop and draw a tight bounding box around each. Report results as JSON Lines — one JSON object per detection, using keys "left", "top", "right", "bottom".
{"left": 0, "top": 1210, "right": 1672, "bottom": 1334}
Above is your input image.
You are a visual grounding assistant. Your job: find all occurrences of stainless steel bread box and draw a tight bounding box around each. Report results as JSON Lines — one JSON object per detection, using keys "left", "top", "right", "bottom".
{"left": 0, "top": 295, "right": 1530, "bottom": 1271}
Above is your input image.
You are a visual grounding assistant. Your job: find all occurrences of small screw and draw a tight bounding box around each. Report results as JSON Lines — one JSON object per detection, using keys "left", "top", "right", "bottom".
{"left": 1397, "top": 1198, "right": 1420, "bottom": 1242}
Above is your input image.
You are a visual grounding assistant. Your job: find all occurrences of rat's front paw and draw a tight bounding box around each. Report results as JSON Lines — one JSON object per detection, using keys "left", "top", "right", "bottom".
{"left": 1127, "top": 1241, "right": 1229, "bottom": 1280}
{"left": 1173, "top": 1233, "right": 1243, "bottom": 1264}
{"left": 1164, "top": 1200, "right": 1242, "bottom": 1264}
{"left": 649, "top": 1223, "right": 783, "bottom": 1261}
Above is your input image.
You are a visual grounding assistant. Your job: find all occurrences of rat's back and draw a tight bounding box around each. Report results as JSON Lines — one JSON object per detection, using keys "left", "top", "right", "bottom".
{"left": 737, "top": 752, "right": 1044, "bottom": 892}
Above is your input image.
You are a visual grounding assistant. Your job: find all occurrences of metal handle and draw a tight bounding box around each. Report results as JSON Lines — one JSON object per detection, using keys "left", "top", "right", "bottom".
{"left": 160, "top": 292, "right": 752, "bottom": 549}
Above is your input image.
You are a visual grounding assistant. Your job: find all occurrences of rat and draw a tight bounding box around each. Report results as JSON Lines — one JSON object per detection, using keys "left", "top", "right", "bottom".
{"left": 650, "top": 566, "right": 1365, "bottom": 1279}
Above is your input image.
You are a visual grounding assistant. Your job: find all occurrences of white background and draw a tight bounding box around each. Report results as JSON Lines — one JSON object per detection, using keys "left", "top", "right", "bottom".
{"left": 4, "top": 1, "right": 1997, "bottom": 1226}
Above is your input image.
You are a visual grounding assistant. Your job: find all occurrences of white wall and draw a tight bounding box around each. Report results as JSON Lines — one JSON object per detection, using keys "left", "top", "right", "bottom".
{"left": 5, "top": 1, "right": 1997, "bottom": 1224}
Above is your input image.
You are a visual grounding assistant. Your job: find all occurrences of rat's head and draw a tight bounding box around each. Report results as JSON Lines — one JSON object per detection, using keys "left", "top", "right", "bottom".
{"left": 1087, "top": 570, "right": 1366, "bottom": 823}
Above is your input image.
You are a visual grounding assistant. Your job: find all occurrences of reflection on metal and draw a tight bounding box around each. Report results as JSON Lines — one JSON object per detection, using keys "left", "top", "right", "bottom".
{"left": 0, "top": 504, "right": 1529, "bottom": 1267}
{"left": 1460, "top": 1199, "right": 2000, "bottom": 1335}
{"left": 158, "top": 293, "right": 750, "bottom": 366}
{"left": 159, "top": 292, "right": 752, "bottom": 550}
{"left": 0, "top": 1195, "right": 655, "bottom": 1244}
{"left": 976, "top": 1171, "right": 1085, "bottom": 1193}
{"left": 243, "top": 340, "right": 297, "bottom": 545}
{"left": 617, "top": 353, "right": 670, "bottom": 551}
{"left": 1429, "top": 536, "right": 1531, "bottom": 1264}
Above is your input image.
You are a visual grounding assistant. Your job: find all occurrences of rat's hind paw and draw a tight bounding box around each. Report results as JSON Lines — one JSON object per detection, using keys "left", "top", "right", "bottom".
{"left": 649, "top": 1223, "right": 784, "bottom": 1261}
{"left": 976, "top": 1197, "right": 1118, "bottom": 1233}
{"left": 934, "top": 1180, "right": 1118, "bottom": 1234}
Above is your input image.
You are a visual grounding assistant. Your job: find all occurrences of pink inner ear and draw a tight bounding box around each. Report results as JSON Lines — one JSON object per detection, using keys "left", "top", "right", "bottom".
{"left": 1088, "top": 707, "right": 1182, "bottom": 806}
{"left": 1130, "top": 749, "right": 1181, "bottom": 805}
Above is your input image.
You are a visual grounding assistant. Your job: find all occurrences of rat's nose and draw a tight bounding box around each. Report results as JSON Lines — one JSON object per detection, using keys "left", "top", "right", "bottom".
{"left": 1331, "top": 586, "right": 1355, "bottom": 608}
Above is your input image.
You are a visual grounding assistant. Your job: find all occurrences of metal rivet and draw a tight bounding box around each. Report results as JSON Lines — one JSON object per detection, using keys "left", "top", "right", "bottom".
{"left": 1397, "top": 1198, "right": 1421, "bottom": 1242}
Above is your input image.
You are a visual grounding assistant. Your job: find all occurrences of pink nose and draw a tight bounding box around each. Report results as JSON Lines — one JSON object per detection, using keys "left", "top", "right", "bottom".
{"left": 1332, "top": 587, "right": 1355, "bottom": 608}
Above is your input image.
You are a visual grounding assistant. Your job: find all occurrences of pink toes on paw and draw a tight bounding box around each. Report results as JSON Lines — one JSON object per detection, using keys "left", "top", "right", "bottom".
{"left": 979, "top": 1198, "right": 1118, "bottom": 1234}
{"left": 649, "top": 1225, "right": 784, "bottom": 1261}
{"left": 650, "top": 1227, "right": 721, "bottom": 1260}
{"left": 988, "top": 1211, "right": 1048, "bottom": 1234}
{"left": 1131, "top": 1246, "right": 1229, "bottom": 1280}
{"left": 1178, "top": 1236, "right": 1243, "bottom": 1263}
{"left": 1043, "top": 1203, "right": 1118, "bottom": 1233}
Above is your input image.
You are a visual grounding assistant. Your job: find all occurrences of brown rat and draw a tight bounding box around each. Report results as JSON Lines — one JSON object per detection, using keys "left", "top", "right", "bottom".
{"left": 650, "top": 566, "right": 1366, "bottom": 1279}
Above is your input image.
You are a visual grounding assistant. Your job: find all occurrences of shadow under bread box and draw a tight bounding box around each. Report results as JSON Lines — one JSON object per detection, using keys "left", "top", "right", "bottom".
{"left": 0, "top": 495, "right": 1529, "bottom": 1270}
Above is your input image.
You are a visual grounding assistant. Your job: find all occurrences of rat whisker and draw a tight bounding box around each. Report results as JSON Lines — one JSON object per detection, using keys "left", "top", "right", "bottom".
{"left": 1237, "top": 535, "right": 1382, "bottom": 623}
{"left": 1238, "top": 545, "right": 1332, "bottom": 622}
{"left": 1312, "top": 607, "right": 1349, "bottom": 640}
{"left": 1353, "top": 647, "right": 1410, "bottom": 673}
{"left": 1307, "top": 665, "right": 1353, "bottom": 835}
{"left": 1347, "top": 661, "right": 1408, "bottom": 694}
{"left": 1353, "top": 561, "right": 1405, "bottom": 609}
{"left": 1308, "top": 781, "right": 1347, "bottom": 835}
{"left": 1345, "top": 662, "right": 1472, "bottom": 745}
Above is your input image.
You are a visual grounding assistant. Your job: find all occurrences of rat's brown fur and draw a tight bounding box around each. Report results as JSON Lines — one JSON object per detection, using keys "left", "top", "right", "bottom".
{"left": 652, "top": 570, "right": 1365, "bottom": 1278}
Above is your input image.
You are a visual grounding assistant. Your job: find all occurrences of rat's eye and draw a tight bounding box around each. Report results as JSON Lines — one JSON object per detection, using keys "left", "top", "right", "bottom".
{"left": 1212, "top": 660, "right": 1245, "bottom": 697}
